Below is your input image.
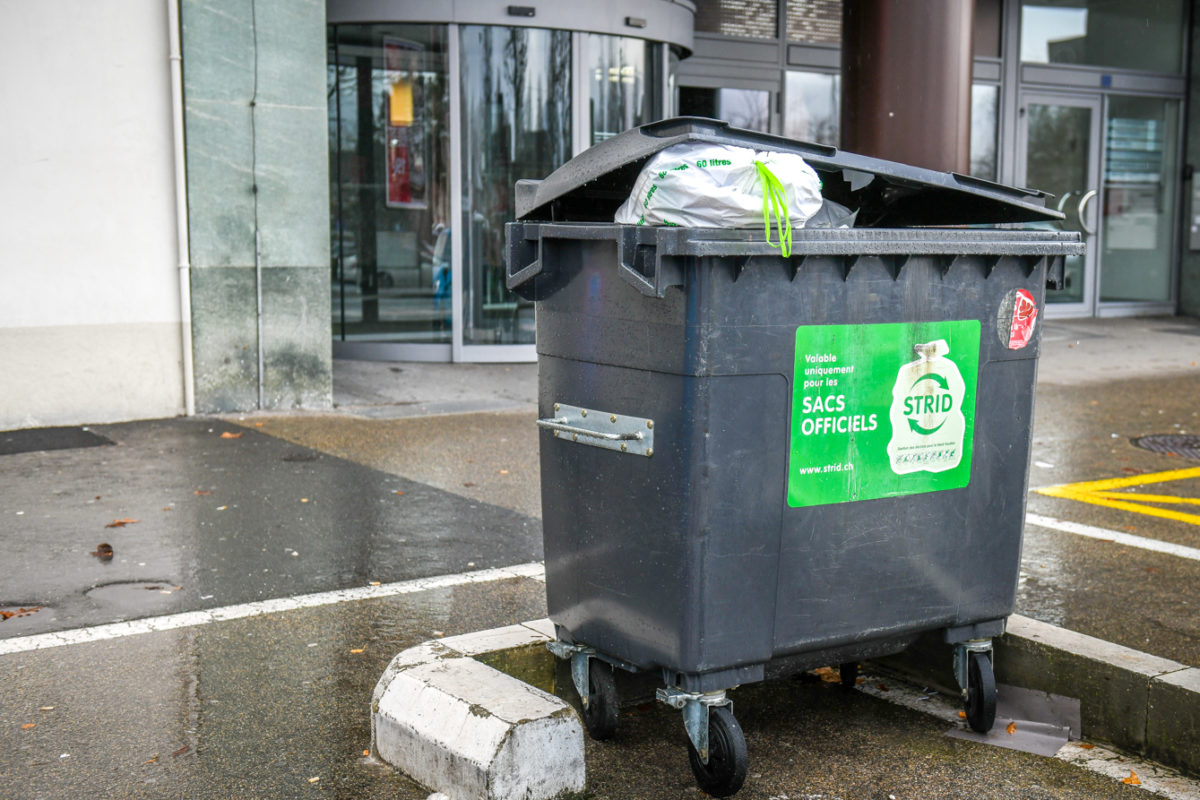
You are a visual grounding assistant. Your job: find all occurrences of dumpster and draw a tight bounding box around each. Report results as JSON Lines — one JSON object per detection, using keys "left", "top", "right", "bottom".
{"left": 506, "top": 118, "right": 1083, "bottom": 797}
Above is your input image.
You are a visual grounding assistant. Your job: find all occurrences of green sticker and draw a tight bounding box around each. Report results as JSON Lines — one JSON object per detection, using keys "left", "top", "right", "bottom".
{"left": 787, "top": 321, "right": 981, "bottom": 508}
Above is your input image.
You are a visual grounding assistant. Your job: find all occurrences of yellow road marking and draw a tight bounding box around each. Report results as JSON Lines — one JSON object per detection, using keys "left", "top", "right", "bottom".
{"left": 1036, "top": 466, "right": 1200, "bottom": 527}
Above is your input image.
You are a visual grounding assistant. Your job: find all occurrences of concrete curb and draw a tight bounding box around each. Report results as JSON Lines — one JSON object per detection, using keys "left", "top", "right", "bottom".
{"left": 877, "top": 613, "right": 1200, "bottom": 777}
{"left": 371, "top": 620, "right": 584, "bottom": 800}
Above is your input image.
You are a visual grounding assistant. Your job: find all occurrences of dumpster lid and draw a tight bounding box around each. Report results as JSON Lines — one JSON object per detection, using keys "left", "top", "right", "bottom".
{"left": 515, "top": 117, "right": 1063, "bottom": 227}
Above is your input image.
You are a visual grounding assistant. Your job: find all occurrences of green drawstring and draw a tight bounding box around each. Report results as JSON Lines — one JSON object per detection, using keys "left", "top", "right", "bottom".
{"left": 755, "top": 160, "right": 792, "bottom": 258}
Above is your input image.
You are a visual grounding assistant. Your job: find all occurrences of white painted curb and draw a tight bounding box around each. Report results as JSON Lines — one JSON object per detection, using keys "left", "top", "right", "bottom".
{"left": 371, "top": 620, "right": 584, "bottom": 800}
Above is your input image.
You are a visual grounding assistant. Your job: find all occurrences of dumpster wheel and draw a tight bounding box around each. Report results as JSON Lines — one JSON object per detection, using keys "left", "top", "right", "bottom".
{"left": 582, "top": 660, "right": 619, "bottom": 741}
{"left": 686, "top": 705, "right": 747, "bottom": 798}
{"left": 965, "top": 651, "right": 996, "bottom": 733}
{"left": 839, "top": 661, "right": 859, "bottom": 691}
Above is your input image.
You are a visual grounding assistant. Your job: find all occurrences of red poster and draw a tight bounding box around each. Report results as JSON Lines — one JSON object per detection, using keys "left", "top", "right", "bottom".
{"left": 383, "top": 38, "right": 425, "bottom": 209}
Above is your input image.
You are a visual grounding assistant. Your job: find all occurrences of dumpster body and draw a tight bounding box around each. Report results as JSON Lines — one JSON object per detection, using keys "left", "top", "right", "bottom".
{"left": 508, "top": 118, "right": 1084, "bottom": 796}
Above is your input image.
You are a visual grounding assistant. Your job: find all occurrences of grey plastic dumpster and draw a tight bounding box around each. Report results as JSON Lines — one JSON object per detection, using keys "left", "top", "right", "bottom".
{"left": 506, "top": 118, "right": 1084, "bottom": 797}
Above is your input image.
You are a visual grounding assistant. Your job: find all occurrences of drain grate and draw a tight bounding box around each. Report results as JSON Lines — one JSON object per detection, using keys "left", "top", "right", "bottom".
{"left": 1131, "top": 434, "right": 1200, "bottom": 461}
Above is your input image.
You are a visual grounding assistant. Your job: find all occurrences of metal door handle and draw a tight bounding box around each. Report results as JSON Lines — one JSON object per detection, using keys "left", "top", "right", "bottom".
{"left": 1077, "top": 189, "right": 1097, "bottom": 235}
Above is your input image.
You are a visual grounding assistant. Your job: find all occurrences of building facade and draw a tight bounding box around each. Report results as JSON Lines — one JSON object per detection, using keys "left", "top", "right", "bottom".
{"left": 1, "top": 0, "right": 1197, "bottom": 429}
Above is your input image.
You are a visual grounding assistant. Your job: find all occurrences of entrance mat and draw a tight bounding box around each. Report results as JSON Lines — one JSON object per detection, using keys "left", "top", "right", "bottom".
{"left": 0, "top": 426, "right": 115, "bottom": 456}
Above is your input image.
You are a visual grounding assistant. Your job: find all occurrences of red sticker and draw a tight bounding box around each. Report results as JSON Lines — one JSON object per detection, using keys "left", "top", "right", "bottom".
{"left": 1007, "top": 289, "right": 1038, "bottom": 350}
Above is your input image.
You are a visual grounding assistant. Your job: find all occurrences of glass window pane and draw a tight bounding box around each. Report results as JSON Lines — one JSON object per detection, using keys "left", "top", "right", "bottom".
{"left": 785, "top": 0, "right": 841, "bottom": 44}
{"left": 588, "top": 36, "right": 663, "bottom": 144}
{"left": 1100, "top": 96, "right": 1179, "bottom": 303}
{"left": 1020, "top": 0, "right": 1185, "bottom": 74}
{"left": 460, "top": 26, "right": 571, "bottom": 345}
{"left": 1026, "top": 102, "right": 1094, "bottom": 304}
{"left": 694, "top": 0, "right": 778, "bottom": 39}
{"left": 679, "top": 86, "right": 771, "bottom": 133}
{"left": 970, "top": 84, "right": 998, "bottom": 181}
{"left": 784, "top": 71, "right": 839, "bottom": 145}
{"left": 328, "top": 24, "right": 451, "bottom": 343}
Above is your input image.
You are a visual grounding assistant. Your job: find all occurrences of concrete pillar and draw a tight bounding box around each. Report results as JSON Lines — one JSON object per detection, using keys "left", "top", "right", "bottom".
{"left": 840, "top": 0, "right": 974, "bottom": 173}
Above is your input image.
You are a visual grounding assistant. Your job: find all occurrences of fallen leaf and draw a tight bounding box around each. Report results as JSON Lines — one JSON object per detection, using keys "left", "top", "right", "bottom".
{"left": 876, "top": 683, "right": 889, "bottom": 692}
{"left": 362, "top": 749, "right": 370, "bottom": 757}
{"left": 813, "top": 667, "right": 840, "bottom": 683}
{"left": 300, "top": 498, "right": 309, "bottom": 503}
{"left": 254, "top": 422, "right": 264, "bottom": 427}
{"left": 350, "top": 648, "right": 365, "bottom": 654}
{"left": 145, "top": 755, "right": 159, "bottom": 764}
{"left": 172, "top": 745, "right": 189, "bottom": 757}
{"left": 219, "top": 432, "right": 243, "bottom": 439}
{"left": 194, "top": 490, "right": 212, "bottom": 496}
{"left": 1006, "top": 721, "right": 1017, "bottom": 735}
{"left": 1079, "top": 743, "right": 1095, "bottom": 750}
{"left": 498, "top": 469, "right": 509, "bottom": 475}
{"left": 1089, "top": 400, "right": 1099, "bottom": 405}
{"left": 21, "top": 723, "right": 35, "bottom": 730}
{"left": 393, "top": 491, "right": 405, "bottom": 496}
{"left": 105, "top": 518, "right": 139, "bottom": 528}
{"left": 463, "top": 482, "right": 477, "bottom": 488}
{"left": 308, "top": 777, "right": 320, "bottom": 784}
{"left": 162, "top": 507, "right": 172, "bottom": 511}
{"left": 1121, "top": 771, "right": 1140, "bottom": 786}
{"left": 369, "top": 581, "right": 381, "bottom": 586}
{"left": 91, "top": 543, "right": 114, "bottom": 560}
{"left": 958, "top": 710, "right": 967, "bottom": 719}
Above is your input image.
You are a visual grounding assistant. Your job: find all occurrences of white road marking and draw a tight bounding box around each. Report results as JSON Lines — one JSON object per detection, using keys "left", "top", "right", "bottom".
{"left": 0, "top": 562, "right": 546, "bottom": 657}
{"left": 1026, "top": 513, "right": 1200, "bottom": 563}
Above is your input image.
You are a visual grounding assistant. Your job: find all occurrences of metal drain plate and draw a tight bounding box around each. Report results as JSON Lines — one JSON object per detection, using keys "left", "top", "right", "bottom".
{"left": 1131, "top": 434, "right": 1200, "bottom": 461}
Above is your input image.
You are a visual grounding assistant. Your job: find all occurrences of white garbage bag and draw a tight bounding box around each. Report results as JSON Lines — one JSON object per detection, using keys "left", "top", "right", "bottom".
{"left": 613, "top": 143, "right": 825, "bottom": 256}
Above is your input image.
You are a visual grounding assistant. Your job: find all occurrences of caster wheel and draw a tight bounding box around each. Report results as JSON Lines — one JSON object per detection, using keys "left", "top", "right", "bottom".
{"left": 687, "top": 706, "right": 748, "bottom": 798}
{"left": 581, "top": 660, "right": 618, "bottom": 740}
{"left": 838, "top": 661, "right": 858, "bottom": 690}
{"left": 965, "top": 651, "right": 996, "bottom": 734}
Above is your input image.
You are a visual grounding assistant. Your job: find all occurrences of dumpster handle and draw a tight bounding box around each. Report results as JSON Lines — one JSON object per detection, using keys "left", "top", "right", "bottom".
{"left": 537, "top": 417, "right": 645, "bottom": 443}
{"left": 538, "top": 404, "right": 655, "bottom": 456}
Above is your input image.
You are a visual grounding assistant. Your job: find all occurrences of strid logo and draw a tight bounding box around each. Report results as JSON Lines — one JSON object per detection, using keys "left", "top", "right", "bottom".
{"left": 887, "top": 340, "right": 967, "bottom": 475}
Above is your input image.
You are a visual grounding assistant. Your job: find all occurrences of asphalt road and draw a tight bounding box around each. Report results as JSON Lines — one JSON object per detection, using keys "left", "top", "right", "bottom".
{"left": 1, "top": 317, "right": 1198, "bottom": 799}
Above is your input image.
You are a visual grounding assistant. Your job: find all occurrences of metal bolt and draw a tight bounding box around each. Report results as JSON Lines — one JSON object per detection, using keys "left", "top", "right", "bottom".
{"left": 581, "top": 409, "right": 587, "bottom": 418}
{"left": 646, "top": 420, "right": 653, "bottom": 429}
{"left": 610, "top": 414, "right": 616, "bottom": 423}
{"left": 646, "top": 448, "right": 654, "bottom": 457}
{"left": 620, "top": 443, "right": 627, "bottom": 452}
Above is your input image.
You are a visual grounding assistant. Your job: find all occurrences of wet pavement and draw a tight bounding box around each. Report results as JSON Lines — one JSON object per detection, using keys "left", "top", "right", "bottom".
{"left": 1, "top": 317, "right": 1199, "bottom": 798}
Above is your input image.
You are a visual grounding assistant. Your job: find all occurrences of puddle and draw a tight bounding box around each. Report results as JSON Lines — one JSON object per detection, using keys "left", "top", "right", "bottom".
{"left": 85, "top": 581, "right": 183, "bottom": 615}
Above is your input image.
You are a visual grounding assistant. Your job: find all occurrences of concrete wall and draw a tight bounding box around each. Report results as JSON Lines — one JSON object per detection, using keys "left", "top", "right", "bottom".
{"left": 182, "top": 0, "right": 332, "bottom": 412}
{"left": 1182, "top": 15, "right": 1200, "bottom": 318}
{"left": 0, "top": 2, "right": 186, "bottom": 429}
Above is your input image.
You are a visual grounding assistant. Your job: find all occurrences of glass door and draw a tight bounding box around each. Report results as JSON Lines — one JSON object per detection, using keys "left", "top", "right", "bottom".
{"left": 1097, "top": 96, "right": 1180, "bottom": 309}
{"left": 1016, "top": 92, "right": 1101, "bottom": 315}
